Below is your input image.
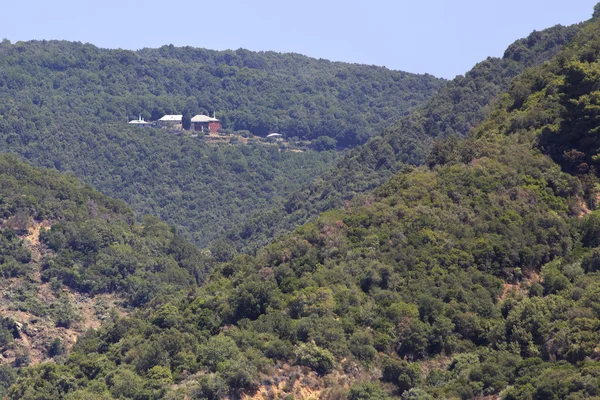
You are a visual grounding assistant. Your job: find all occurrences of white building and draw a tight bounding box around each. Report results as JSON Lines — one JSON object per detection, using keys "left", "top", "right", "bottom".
{"left": 157, "top": 115, "right": 183, "bottom": 129}
{"left": 128, "top": 115, "right": 151, "bottom": 127}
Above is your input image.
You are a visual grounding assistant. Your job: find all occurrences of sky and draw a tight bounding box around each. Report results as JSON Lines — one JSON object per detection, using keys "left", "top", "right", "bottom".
{"left": 2, "top": 0, "right": 598, "bottom": 79}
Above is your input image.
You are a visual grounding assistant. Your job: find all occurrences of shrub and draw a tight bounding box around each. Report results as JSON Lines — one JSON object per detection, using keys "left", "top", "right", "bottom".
{"left": 381, "top": 357, "right": 422, "bottom": 392}
{"left": 295, "top": 341, "right": 335, "bottom": 375}
{"left": 348, "top": 382, "right": 391, "bottom": 400}
{"left": 312, "top": 136, "right": 337, "bottom": 151}
{"left": 47, "top": 338, "right": 66, "bottom": 357}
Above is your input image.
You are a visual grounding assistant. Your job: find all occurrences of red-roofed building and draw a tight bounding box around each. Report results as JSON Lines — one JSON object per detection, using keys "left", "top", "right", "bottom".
{"left": 191, "top": 114, "right": 221, "bottom": 133}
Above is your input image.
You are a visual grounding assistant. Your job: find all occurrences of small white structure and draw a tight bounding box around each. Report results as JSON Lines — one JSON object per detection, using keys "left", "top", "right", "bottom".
{"left": 128, "top": 115, "right": 151, "bottom": 127}
{"left": 158, "top": 115, "right": 183, "bottom": 129}
{"left": 266, "top": 133, "right": 282, "bottom": 138}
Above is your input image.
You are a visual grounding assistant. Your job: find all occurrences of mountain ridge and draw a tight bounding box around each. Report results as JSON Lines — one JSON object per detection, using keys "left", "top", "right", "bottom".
{"left": 6, "top": 8, "right": 600, "bottom": 399}
{"left": 222, "top": 22, "right": 583, "bottom": 254}
{"left": 0, "top": 38, "right": 444, "bottom": 247}
{"left": 4, "top": 6, "right": 600, "bottom": 400}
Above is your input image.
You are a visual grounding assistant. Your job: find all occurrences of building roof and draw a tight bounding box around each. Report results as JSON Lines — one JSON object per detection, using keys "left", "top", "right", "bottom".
{"left": 159, "top": 115, "right": 183, "bottom": 122}
{"left": 266, "top": 133, "right": 282, "bottom": 138}
{"left": 191, "top": 114, "right": 219, "bottom": 123}
{"left": 128, "top": 119, "right": 151, "bottom": 125}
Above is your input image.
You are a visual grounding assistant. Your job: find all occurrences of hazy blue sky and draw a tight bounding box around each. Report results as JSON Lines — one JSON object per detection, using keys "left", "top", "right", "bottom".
{"left": 3, "top": 1, "right": 598, "bottom": 78}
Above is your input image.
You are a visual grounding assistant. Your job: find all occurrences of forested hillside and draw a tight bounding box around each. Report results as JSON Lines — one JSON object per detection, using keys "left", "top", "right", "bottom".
{"left": 225, "top": 23, "right": 583, "bottom": 253}
{"left": 0, "top": 40, "right": 443, "bottom": 247}
{"left": 0, "top": 155, "right": 215, "bottom": 396}
{"left": 0, "top": 40, "right": 443, "bottom": 146}
{"left": 7, "top": 7, "right": 600, "bottom": 399}
{"left": 4, "top": 126, "right": 340, "bottom": 247}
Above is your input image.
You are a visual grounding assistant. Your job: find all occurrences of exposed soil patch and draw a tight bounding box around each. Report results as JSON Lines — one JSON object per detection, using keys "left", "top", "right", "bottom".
{"left": 240, "top": 363, "right": 368, "bottom": 400}
{"left": 499, "top": 283, "right": 522, "bottom": 301}
{"left": 498, "top": 271, "right": 543, "bottom": 302}
{"left": 573, "top": 195, "right": 592, "bottom": 217}
{"left": 0, "top": 219, "right": 127, "bottom": 366}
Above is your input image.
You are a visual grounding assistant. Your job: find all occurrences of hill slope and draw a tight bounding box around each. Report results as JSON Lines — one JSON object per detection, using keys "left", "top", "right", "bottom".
{"left": 0, "top": 40, "right": 443, "bottom": 146}
{"left": 0, "top": 155, "right": 213, "bottom": 394}
{"left": 9, "top": 9, "right": 600, "bottom": 399}
{"left": 0, "top": 41, "right": 443, "bottom": 247}
{"left": 224, "top": 23, "right": 583, "bottom": 253}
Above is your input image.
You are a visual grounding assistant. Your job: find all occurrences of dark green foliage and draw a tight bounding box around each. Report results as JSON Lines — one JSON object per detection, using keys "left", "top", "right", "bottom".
{"left": 312, "top": 136, "right": 338, "bottom": 151}
{"left": 583, "top": 211, "right": 600, "bottom": 247}
{"left": 46, "top": 338, "right": 65, "bottom": 358}
{"left": 224, "top": 23, "right": 582, "bottom": 254}
{"left": 348, "top": 331, "right": 377, "bottom": 365}
{"left": 582, "top": 248, "right": 600, "bottom": 272}
{"left": 0, "top": 317, "right": 20, "bottom": 349}
{"left": 3, "top": 128, "right": 338, "bottom": 248}
{"left": 0, "top": 40, "right": 442, "bottom": 146}
{"left": 8, "top": 6, "right": 600, "bottom": 400}
{"left": 52, "top": 296, "right": 80, "bottom": 329}
{"left": 0, "top": 366, "right": 17, "bottom": 398}
{"left": 0, "top": 155, "right": 211, "bottom": 306}
{"left": 382, "top": 357, "right": 422, "bottom": 392}
{"left": 0, "top": 39, "right": 443, "bottom": 248}
{"left": 16, "top": 112, "right": 586, "bottom": 397}
{"left": 199, "top": 335, "right": 240, "bottom": 372}
{"left": 13, "top": 348, "right": 30, "bottom": 367}
{"left": 193, "top": 374, "right": 227, "bottom": 400}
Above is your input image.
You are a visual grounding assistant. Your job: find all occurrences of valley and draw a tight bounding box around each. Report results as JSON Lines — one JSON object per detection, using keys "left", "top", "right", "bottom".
{"left": 2, "top": 4, "right": 600, "bottom": 400}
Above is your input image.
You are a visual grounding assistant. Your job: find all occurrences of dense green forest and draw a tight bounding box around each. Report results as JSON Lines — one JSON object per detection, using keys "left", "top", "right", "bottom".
{"left": 0, "top": 40, "right": 443, "bottom": 248}
{"left": 0, "top": 155, "right": 211, "bottom": 303}
{"left": 0, "top": 119, "right": 339, "bottom": 247}
{"left": 223, "top": 23, "right": 583, "bottom": 253}
{"left": 0, "top": 39, "right": 443, "bottom": 146}
{"left": 0, "top": 155, "right": 217, "bottom": 396}
{"left": 5, "top": 6, "right": 600, "bottom": 399}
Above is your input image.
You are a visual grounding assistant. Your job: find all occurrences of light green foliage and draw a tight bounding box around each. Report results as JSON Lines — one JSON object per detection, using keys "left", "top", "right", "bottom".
{"left": 199, "top": 335, "right": 240, "bottom": 372}
{"left": 348, "top": 382, "right": 391, "bottom": 400}
{"left": 295, "top": 341, "right": 335, "bottom": 375}
{"left": 106, "top": 368, "right": 144, "bottom": 399}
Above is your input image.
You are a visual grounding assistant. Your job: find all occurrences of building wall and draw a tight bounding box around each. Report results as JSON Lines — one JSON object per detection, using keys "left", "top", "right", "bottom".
{"left": 194, "top": 122, "right": 208, "bottom": 132}
{"left": 158, "top": 120, "right": 182, "bottom": 129}
{"left": 193, "top": 121, "right": 221, "bottom": 133}
{"left": 208, "top": 121, "right": 221, "bottom": 133}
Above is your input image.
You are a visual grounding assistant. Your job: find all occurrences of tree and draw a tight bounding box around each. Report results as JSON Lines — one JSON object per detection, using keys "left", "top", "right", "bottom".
{"left": 295, "top": 341, "right": 335, "bottom": 375}
{"left": 348, "top": 382, "right": 391, "bottom": 400}
{"left": 47, "top": 338, "right": 65, "bottom": 358}
{"left": 54, "top": 296, "right": 81, "bottom": 329}
{"left": 106, "top": 368, "right": 143, "bottom": 399}
{"left": 182, "top": 110, "right": 192, "bottom": 130}
{"left": 397, "top": 319, "right": 432, "bottom": 360}
{"left": 312, "top": 136, "right": 337, "bottom": 151}
{"left": 381, "top": 357, "right": 422, "bottom": 393}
